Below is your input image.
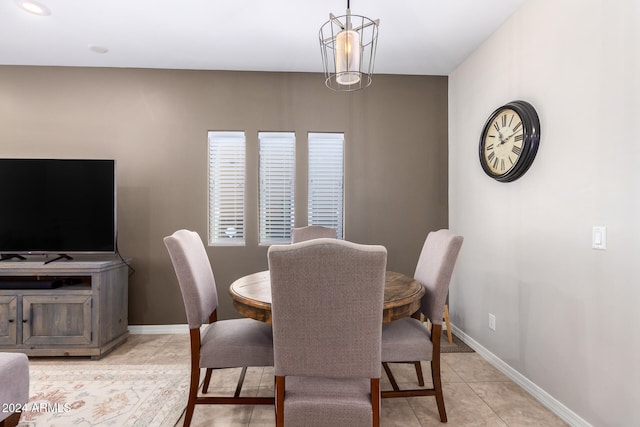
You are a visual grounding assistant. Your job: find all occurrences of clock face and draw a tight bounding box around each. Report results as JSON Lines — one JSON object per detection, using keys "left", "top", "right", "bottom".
{"left": 479, "top": 100, "right": 540, "bottom": 182}
{"left": 482, "top": 108, "right": 524, "bottom": 176}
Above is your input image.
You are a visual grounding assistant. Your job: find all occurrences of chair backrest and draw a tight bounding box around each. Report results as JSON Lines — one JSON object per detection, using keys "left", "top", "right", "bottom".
{"left": 164, "top": 229, "right": 218, "bottom": 329}
{"left": 268, "top": 238, "right": 387, "bottom": 379}
{"left": 414, "top": 229, "right": 463, "bottom": 324}
{"left": 291, "top": 225, "right": 337, "bottom": 243}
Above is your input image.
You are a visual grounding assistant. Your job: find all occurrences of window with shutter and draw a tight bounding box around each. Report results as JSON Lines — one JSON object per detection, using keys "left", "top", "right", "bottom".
{"left": 308, "top": 133, "right": 345, "bottom": 239}
{"left": 208, "top": 131, "right": 246, "bottom": 245}
{"left": 259, "top": 132, "right": 296, "bottom": 245}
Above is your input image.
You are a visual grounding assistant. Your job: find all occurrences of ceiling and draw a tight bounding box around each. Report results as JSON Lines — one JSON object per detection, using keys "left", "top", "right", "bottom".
{"left": 0, "top": 0, "right": 526, "bottom": 76}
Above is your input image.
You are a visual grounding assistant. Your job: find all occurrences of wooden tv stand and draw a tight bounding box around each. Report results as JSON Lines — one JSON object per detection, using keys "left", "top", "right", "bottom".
{"left": 0, "top": 258, "right": 129, "bottom": 360}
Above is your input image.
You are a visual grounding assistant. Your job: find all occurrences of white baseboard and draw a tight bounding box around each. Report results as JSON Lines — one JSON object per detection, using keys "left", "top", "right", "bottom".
{"left": 451, "top": 325, "right": 591, "bottom": 427}
{"left": 128, "top": 324, "right": 189, "bottom": 335}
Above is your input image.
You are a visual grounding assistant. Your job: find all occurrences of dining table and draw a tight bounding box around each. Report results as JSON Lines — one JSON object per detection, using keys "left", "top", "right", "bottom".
{"left": 229, "top": 270, "right": 424, "bottom": 323}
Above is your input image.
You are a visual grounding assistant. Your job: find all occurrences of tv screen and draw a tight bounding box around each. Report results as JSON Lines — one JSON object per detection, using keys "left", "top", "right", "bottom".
{"left": 0, "top": 159, "right": 116, "bottom": 255}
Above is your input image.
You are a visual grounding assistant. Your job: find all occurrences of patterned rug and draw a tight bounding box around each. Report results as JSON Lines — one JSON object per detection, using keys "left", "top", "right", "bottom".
{"left": 17, "top": 364, "right": 189, "bottom": 427}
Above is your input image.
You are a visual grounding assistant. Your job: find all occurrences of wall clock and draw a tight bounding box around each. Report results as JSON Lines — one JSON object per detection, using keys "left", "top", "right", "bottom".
{"left": 479, "top": 100, "right": 540, "bottom": 182}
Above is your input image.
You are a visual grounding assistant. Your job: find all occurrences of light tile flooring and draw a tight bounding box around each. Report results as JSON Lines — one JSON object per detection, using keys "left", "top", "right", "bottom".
{"left": 66, "top": 334, "right": 567, "bottom": 426}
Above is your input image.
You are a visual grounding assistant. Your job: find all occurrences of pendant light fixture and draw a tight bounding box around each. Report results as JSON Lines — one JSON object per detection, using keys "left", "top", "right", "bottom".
{"left": 319, "top": 0, "right": 379, "bottom": 91}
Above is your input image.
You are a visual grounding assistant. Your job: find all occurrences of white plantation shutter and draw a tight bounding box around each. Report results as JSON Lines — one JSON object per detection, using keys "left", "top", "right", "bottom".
{"left": 308, "top": 133, "right": 344, "bottom": 239}
{"left": 259, "top": 132, "right": 295, "bottom": 245}
{"left": 208, "top": 131, "right": 245, "bottom": 245}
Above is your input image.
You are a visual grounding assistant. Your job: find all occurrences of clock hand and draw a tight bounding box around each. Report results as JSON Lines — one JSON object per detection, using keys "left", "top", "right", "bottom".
{"left": 499, "top": 132, "right": 515, "bottom": 145}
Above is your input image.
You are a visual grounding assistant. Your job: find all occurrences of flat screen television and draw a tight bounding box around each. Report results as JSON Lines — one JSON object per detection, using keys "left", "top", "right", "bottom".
{"left": 0, "top": 159, "right": 116, "bottom": 257}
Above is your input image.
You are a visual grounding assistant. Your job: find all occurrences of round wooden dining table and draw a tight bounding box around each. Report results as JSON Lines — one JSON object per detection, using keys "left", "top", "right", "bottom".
{"left": 229, "top": 270, "right": 424, "bottom": 323}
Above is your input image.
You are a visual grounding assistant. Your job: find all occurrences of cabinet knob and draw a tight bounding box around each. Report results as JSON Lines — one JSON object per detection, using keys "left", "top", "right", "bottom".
{"left": 8, "top": 319, "right": 14, "bottom": 323}
{"left": 22, "top": 319, "right": 28, "bottom": 323}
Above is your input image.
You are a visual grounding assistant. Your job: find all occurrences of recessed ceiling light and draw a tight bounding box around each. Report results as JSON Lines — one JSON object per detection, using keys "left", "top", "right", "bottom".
{"left": 89, "top": 45, "right": 109, "bottom": 54}
{"left": 15, "top": 0, "right": 51, "bottom": 16}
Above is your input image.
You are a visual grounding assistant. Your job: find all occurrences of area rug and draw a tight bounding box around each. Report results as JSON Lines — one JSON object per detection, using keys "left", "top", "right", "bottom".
{"left": 440, "top": 330, "right": 474, "bottom": 353}
{"left": 17, "top": 364, "right": 189, "bottom": 427}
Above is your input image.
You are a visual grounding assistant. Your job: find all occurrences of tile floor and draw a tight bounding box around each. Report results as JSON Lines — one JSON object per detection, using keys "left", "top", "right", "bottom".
{"left": 50, "top": 334, "right": 567, "bottom": 426}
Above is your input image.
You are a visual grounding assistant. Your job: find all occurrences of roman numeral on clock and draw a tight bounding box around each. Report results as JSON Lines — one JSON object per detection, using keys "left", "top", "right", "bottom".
{"left": 512, "top": 145, "right": 522, "bottom": 155}
{"left": 513, "top": 122, "right": 522, "bottom": 133}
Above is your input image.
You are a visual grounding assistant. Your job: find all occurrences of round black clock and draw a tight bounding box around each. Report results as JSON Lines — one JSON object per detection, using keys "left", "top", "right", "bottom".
{"left": 479, "top": 100, "right": 540, "bottom": 182}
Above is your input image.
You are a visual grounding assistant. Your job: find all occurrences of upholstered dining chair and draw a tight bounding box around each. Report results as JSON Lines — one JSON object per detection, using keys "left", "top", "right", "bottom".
{"left": 164, "top": 229, "right": 274, "bottom": 427}
{"left": 291, "top": 225, "right": 336, "bottom": 243}
{"left": 268, "top": 238, "right": 387, "bottom": 427}
{"left": 380, "top": 229, "right": 463, "bottom": 423}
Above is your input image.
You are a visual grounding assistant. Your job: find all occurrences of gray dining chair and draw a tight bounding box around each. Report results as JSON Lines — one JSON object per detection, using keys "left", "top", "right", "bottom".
{"left": 164, "top": 229, "right": 274, "bottom": 427}
{"left": 291, "top": 225, "right": 337, "bottom": 243}
{"left": 268, "top": 238, "right": 387, "bottom": 427}
{"left": 380, "top": 229, "right": 463, "bottom": 423}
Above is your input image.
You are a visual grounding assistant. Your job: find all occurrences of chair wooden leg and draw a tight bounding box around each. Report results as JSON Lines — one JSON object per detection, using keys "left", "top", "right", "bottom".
{"left": 275, "top": 376, "right": 285, "bottom": 427}
{"left": 444, "top": 304, "right": 453, "bottom": 344}
{"left": 0, "top": 412, "right": 21, "bottom": 427}
{"left": 371, "top": 378, "right": 380, "bottom": 427}
{"left": 203, "top": 312, "right": 216, "bottom": 394}
{"left": 202, "top": 368, "right": 213, "bottom": 393}
{"left": 382, "top": 362, "right": 400, "bottom": 391}
{"left": 431, "top": 324, "right": 447, "bottom": 422}
{"left": 234, "top": 367, "right": 248, "bottom": 398}
{"left": 432, "top": 358, "right": 447, "bottom": 422}
{"left": 183, "top": 363, "right": 199, "bottom": 427}
{"left": 413, "top": 361, "right": 425, "bottom": 386}
{"left": 184, "top": 329, "right": 202, "bottom": 427}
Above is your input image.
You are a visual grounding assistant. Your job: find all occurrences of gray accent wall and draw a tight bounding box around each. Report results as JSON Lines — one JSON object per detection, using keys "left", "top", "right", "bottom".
{"left": 449, "top": 0, "right": 639, "bottom": 425}
{"left": 0, "top": 66, "right": 448, "bottom": 324}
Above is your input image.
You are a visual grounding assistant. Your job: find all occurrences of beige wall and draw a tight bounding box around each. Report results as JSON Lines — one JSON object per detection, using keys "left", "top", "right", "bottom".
{"left": 0, "top": 66, "right": 449, "bottom": 324}
{"left": 449, "top": 0, "right": 639, "bottom": 425}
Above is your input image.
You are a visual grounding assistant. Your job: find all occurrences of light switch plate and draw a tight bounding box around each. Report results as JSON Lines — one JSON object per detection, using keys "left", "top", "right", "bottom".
{"left": 592, "top": 226, "right": 606, "bottom": 250}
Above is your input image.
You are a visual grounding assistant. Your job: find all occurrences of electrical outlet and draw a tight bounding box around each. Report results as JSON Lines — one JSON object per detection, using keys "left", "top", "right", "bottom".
{"left": 489, "top": 313, "right": 496, "bottom": 331}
